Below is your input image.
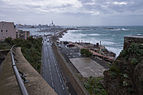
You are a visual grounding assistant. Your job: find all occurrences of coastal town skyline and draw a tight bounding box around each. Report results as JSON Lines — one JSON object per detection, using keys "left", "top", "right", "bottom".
{"left": 0, "top": 0, "right": 143, "bottom": 26}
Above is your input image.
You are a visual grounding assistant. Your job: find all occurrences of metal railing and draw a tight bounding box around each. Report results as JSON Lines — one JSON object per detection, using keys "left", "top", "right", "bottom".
{"left": 10, "top": 45, "right": 29, "bottom": 95}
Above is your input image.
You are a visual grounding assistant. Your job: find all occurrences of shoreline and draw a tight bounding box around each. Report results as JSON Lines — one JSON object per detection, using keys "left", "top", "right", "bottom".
{"left": 58, "top": 29, "right": 122, "bottom": 57}
{"left": 57, "top": 29, "right": 116, "bottom": 61}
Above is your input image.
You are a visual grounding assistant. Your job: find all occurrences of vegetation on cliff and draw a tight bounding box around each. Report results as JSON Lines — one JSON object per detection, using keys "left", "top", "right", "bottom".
{"left": 0, "top": 37, "right": 42, "bottom": 73}
{"left": 104, "top": 43, "right": 143, "bottom": 95}
{"left": 84, "top": 76, "right": 107, "bottom": 95}
{"left": 80, "top": 48, "right": 92, "bottom": 57}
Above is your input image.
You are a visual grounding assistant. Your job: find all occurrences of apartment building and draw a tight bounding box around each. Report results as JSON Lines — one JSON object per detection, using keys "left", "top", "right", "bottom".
{"left": 16, "top": 30, "right": 30, "bottom": 40}
{"left": 0, "top": 21, "right": 30, "bottom": 40}
{"left": 0, "top": 21, "right": 16, "bottom": 40}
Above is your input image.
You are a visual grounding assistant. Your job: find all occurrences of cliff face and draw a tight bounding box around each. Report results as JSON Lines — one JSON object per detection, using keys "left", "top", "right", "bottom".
{"left": 104, "top": 36, "right": 143, "bottom": 95}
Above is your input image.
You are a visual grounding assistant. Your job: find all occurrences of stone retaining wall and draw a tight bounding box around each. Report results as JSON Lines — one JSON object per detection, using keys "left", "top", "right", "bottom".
{"left": 52, "top": 43, "right": 89, "bottom": 95}
{"left": 124, "top": 36, "right": 143, "bottom": 49}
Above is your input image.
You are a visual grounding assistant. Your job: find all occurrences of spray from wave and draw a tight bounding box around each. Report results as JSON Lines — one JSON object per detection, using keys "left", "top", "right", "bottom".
{"left": 111, "top": 28, "right": 129, "bottom": 31}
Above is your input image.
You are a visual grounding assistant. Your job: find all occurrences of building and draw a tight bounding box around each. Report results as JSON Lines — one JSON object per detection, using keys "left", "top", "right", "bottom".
{"left": 0, "top": 21, "right": 30, "bottom": 40}
{"left": 0, "top": 21, "right": 16, "bottom": 40}
{"left": 16, "top": 30, "right": 30, "bottom": 40}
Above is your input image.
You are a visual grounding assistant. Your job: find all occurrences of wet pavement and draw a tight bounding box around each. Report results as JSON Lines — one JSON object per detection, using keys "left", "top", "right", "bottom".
{"left": 70, "top": 58, "right": 107, "bottom": 77}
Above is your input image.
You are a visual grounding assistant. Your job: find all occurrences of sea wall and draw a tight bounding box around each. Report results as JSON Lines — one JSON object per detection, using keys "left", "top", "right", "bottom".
{"left": 124, "top": 36, "right": 143, "bottom": 49}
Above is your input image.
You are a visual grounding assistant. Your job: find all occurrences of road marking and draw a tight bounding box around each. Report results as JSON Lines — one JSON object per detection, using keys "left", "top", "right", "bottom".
{"left": 62, "top": 85, "right": 65, "bottom": 90}
{"left": 43, "top": 40, "right": 70, "bottom": 94}
{"left": 52, "top": 82, "right": 54, "bottom": 87}
{"left": 60, "top": 79, "right": 62, "bottom": 83}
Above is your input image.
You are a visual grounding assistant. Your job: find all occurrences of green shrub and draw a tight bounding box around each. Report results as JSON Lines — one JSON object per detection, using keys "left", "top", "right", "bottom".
{"left": 4, "top": 37, "right": 13, "bottom": 45}
{"left": 131, "top": 58, "right": 138, "bottom": 65}
{"left": 120, "top": 50, "right": 127, "bottom": 57}
{"left": 80, "top": 48, "right": 92, "bottom": 57}
{"left": 0, "top": 42, "right": 11, "bottom": 49}
{"left": 127, "top": 43, "right": 143, "bottom": 57}
{"left": 84, "top": 77, "right": 107, "bottom": 95}
{"left": 110, "top": 64, "right": 120, "bottom": 73}
{"left": 1, "top": 37, "right": 42, "bottom": 73}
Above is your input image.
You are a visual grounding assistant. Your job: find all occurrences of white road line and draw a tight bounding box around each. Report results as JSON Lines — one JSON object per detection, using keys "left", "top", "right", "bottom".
{"left": 44, "top": 40, "right": 70, "bottom": 94}
{"left": 52, "top": 82, "right": 54, "bottom": 87}
{"left": 60, "top": 78, "right": 62, "bottom": 83}
{"left": 62, "top": 85, "right": 65, "bottom": 90}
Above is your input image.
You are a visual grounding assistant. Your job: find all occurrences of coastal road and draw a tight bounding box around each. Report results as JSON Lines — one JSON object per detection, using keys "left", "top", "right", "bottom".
{"left": 41, "top": 36, "right": 69, "bottom": 95}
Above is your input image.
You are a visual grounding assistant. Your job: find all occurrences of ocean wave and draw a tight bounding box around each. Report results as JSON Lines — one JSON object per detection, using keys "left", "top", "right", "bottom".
{"left": 136, "top": 34, "right": 143, "bottom": 36}
{"left": 61, "top": 31, "right": 116, "bottom": 46}
{"left": 87, "top": 34, "right": 100, "bottom": 36}
{"left": 100, "top": 41, "right": 115, "bottom": 45}
{"left": 111, "top": 28, "right": 129, "bottom": 31}
{"left": 106, "top": 47, "right": 122, "bottom": 57}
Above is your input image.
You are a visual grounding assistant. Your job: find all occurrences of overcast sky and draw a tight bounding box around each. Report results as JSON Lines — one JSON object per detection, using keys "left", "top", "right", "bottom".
{"left": 0, "top": 0, "right": 143, "bottom": 26}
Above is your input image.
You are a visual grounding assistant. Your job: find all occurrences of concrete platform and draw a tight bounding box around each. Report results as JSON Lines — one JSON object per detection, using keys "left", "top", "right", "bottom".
{"left": 70, "top": 58, "right": 106, "bottom": 77}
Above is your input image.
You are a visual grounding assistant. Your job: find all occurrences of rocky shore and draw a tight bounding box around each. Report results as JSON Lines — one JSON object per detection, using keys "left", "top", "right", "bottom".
{"left": 56, "top": 28, "right": 116, "bottom": 62}
{"left": 58, "top": 41, "right": 116, "bottom": 62}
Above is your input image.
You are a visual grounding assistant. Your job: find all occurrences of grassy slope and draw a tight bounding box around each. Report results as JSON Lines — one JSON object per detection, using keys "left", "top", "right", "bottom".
{"left": 0, "top": 37, "right": 42, "bottom": 72}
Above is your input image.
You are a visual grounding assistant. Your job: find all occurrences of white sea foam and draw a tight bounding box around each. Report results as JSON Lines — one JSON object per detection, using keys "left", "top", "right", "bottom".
{"left": 60, "top": 30, "right": 122, "bottom": 56}
{"left": 100, "top": 41, "right": 115, "bottom": 45}
{"left": 106, "top": 47, "right": 122, "bottom": 57}
{"left": 111, "top": 28, "right": 128, "bottom": 31}
{"left": 87, "top": 34, "right": 100, "bottom": 36}
{"left": 60, "top": 31, "right": 116, "bottom": 47}
{"left": 121, "top": 28, "right": 128, "bottom": 31}
{"left": 60, "top": 31, "right": 86, "bottom": 42}
{"left": 136, "top": 34, "right": 142, "bottom": 36}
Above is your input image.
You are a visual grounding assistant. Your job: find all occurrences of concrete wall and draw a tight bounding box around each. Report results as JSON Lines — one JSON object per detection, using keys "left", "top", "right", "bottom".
{"left": 124, "top": 36, "right": 143, "bottom": 49}
{"left": 52, "top": 42, "right": 89, "bottom": 95}
{"left": 15, "top": 47, "right": 57, "bottom": 95}
{"left": 0, "top": 22, "right": 16, "bottom": 40}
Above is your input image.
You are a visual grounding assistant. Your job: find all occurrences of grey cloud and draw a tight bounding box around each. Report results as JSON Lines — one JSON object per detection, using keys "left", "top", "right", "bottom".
{"left": 0, "top": 0, "right": 143, "bottom": 25}
{"left": 81, "top": 0, "right": 143, "bottom": 15}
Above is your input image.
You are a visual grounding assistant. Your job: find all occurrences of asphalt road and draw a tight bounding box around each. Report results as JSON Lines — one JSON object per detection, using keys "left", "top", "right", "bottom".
{"left": 41, "top": 37, "right": 69, "bottom": 95}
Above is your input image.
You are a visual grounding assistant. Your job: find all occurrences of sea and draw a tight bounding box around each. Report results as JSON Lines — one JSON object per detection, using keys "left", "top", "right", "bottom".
{"left": 59, "top": 26, "right": 143, "bottom": 57}
{"left": 18, "top": 26, "right": 143, "bottom": 57}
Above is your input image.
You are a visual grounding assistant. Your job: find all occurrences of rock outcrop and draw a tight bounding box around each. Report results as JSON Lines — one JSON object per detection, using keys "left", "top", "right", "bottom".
{"left": 104, "top": 36, "right": 143, "bottom": 95}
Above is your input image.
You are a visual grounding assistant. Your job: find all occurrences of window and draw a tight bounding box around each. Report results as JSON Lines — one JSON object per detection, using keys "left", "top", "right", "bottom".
{"left": 1, "top": 30, "right": 3, "bottom": 32}
{"left": 6, "top": 30, "right": 8, "bottom": 32}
